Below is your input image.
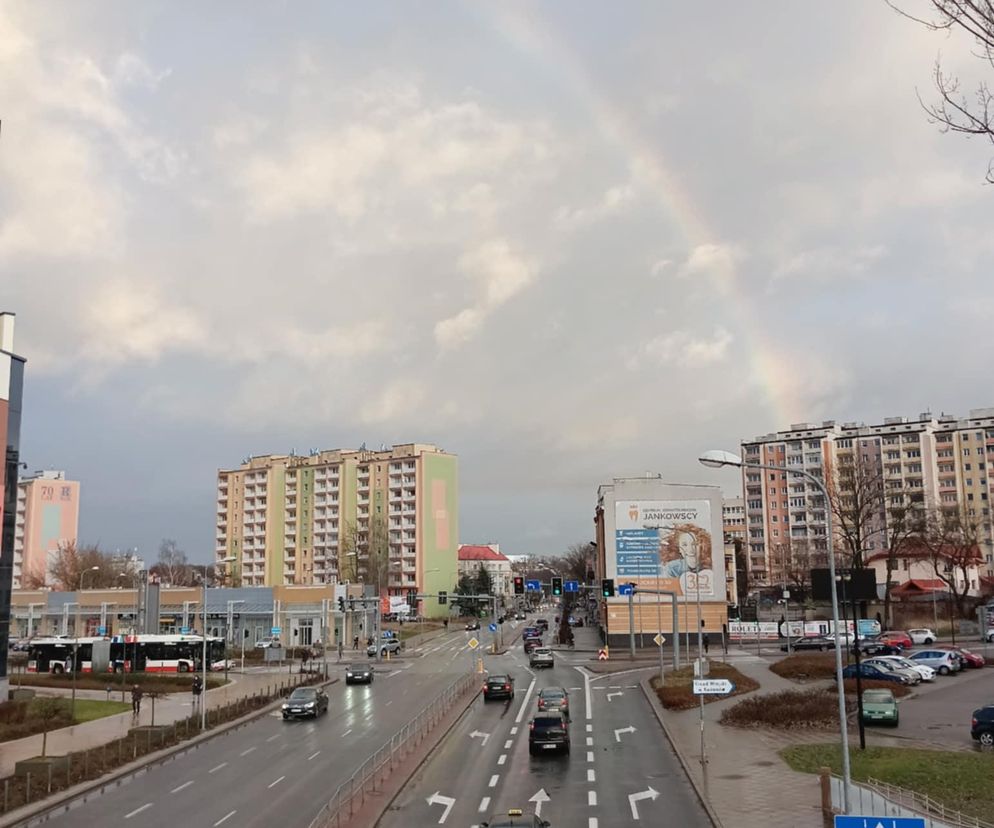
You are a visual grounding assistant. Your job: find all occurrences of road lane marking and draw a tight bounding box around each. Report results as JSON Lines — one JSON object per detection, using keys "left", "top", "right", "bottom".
{"left": 589, "top": 790, "right": 597, "bottom": 806}
{"left": 342, "top": 729, "right": 352, "bottom": 737}
{"left": 586, "top": 724, "right": 592, "bottom": 732}
{"left": 498, "top": 754, "right": 506, "bottom": 765}
{"left": 240, "top": 747, "right": 256, "bottom": 756}
{"left": 266, "top": 734, "right": 280, "bottom": 742}
{"left": 504, "top": 740, "right": 513, "bottom": 749}
{"left": 479, "top": 797, "right": 491, "bottom": 812}
{"left": 268, "top": 776, "right": 285, "bottom": 788}
{"left": 586, "top": 751, "right": 594, "bottom": 762}
{"left": 514, "top": 678, "right": 537, "bottom": 724}
{"left": 575, "top": 666, "right": 593, "bottom": 721}
{"left": 125, "top": 804, "right": 153, "bottom": 819}
{"left": 385, "top": 700, "right": 393, "bottom": 706}
{"left": 171, "top": 781, "right": 194, "bottom": 793}
{"left": 489, "top": 775, "right": 499, "bottom": 788}
{"left": 510, "top": 726, "right": 518, "bottom": 735}
{"left": 214, "top": 810, "right": 236, "bottom": 826}
{"left": 586, "top": 737, "right": 593, "bottom": 746}
{"left": 589, "top": 819, "right": 598, "bottom": 828}
{"left": 308, "top": 751, "right": 321, "bottom": 760}
{"left": 587, "top": 769, "right": 596, "bottom": 782}
{"left": 208, "top": 762, "right": 228, "bottom": 774}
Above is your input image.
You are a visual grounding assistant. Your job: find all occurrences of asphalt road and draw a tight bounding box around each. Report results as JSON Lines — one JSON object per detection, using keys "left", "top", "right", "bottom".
{"left": 33, "top": 630, "right": 480, "bottom": 828}
{"left": 378, "top": 632, "right": 708, "bottom": 828}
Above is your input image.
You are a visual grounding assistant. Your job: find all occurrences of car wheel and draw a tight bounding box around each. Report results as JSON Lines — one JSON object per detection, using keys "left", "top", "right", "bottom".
{"left": 980, "top": 732, "right": 994, "bottom": 747}
{"left": 178, "top": 662, "right": 189, "bottom": 673}
{"left": 924, "top": 638, "right": 933, "bottom": 645}
{"left": 939, "top": 666, "right": 950, "bottom": 675}
{"left": 52, "top": 664, "right": 64, "bottom": 675}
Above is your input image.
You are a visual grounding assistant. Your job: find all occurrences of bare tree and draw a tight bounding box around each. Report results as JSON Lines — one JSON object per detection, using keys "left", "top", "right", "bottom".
{"left": 48, "top": 542, "right": 120, "bottom": 590}
{"left": 340, "top": 516, "right": 391, "bottom": 589}
{"left": 828, "top": 449, "right": 887, "bottom": 569}
{"left": 889, "top": 1, "right": 994, "bottom": 182}
{"left": 920, "top": 504, "right": 985, "bottom": 618}
{"left": 881, "top": 496, "right": 928, "bottom": 625}
{"left": 34, "top": 697, "right": 71, "bottom": 756}
{"left": 153, "top": 538, "right": 190, "bottom": 586}
{"left": 771, "top": 537, "right": 814, "bottom": 596}
{"left": 561, "top": 542, "right": 594, "bottom": 583}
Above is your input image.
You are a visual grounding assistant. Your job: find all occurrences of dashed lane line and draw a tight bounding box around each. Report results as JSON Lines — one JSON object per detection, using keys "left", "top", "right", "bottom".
{"left": 214, "top": 810, "right": 236, "bottom": 826}
{"left": 125, "top": 804, "right": 153, "bottom": 819}
{"left": 586, "top": 751, "right": 594, "bottom": 762}
{"left": 589, "top": 791, "right": 597, "bottom": 806}
{"left": 239, "top": 747, "right": 256, "bottom": 756}
{"left": 208, "top": 762, "right": 227, "bottom": 774}
{"left": 488, "top": 774, "right": 499, "bottom": 788}
{"left": 308, "top": 751, "right": 321, "bottom": 760}
{"left": 479, "top": 797, "right": 491, "bottom": 812}
{"left": 268, "top": 776, "right": 285, "bottom": 788}
{"left": 497, "top": 754, "right": 506, "bottom": 765}
{"left": 587, "top": 769, "right": 596, "bottom": 782}
{"left": 171, "top": 781, "right": 194, "bottom": 793}
{"left": 504, "top": 739, "right": 513, "bottom": 749}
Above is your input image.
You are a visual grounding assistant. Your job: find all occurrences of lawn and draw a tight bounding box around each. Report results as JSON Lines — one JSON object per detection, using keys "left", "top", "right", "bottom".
{"left": 0, "top": 697, "right": 131, "bottom": 743}
{"left": 781, "top": 743, "right": 994, "bottom": 822}
{"left": 651, "top": 661, "right": 759, "bottom": 710}
{"left": 71, "top": 699, "right": 132, "bottom": 723}
{"left": 13, "top": 673, "right": 224, "bottom": 694}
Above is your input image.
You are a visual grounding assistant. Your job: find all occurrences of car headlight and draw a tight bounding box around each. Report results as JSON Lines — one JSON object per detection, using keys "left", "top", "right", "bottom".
{"left": 281, "top": 703, "right": 290, "bottom": 709}
{"left": 304, "top": 701, "right": 316, "bottom": 708}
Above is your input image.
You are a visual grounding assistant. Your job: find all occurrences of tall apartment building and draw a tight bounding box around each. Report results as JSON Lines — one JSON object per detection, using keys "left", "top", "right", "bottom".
{"left": 11, "top": 470, "right": 81, "bottom": 588}
{"left": 740, "top": 408, "right": 994, "bottom": 591}
{"left": 722, "top": 497, "right": 745, "bottom": 605}
{"left": 216, "top": 443, "right": 458, "bottom": 617}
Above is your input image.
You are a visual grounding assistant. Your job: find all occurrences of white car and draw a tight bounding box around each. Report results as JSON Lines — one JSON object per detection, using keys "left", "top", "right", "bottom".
{"left": 211, "top": 658, "right": 237, "bottom": 671}
{"left": 985, "top": 627, "right": 994, "bottom": 643}
{"left": 908, "top": 628, "right": 937, "bottom": 645}
{"left": 871, "top": 654, "right": 936, "bottom": 682}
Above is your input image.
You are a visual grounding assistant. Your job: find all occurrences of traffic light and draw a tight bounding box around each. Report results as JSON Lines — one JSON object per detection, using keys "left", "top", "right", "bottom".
{"left": 513, "top": 576, "right": 524, "bottom": 595}
{"left": 438, "top": 590, "right": 447, "bottom": 605}
{"left": 551, "top": 577, "right": 563, "bottom": 596}
{"left": 601, "top": 578, "right": 615, "bottom": 597}
{"left": 337, "top": 597, "right": 346, "bottom": 612}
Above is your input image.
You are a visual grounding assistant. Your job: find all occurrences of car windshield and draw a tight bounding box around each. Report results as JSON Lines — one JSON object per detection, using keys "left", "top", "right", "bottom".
{"left": 863, "top": 690, "right": 894, "bottom": 703}
{"left": 289, "top": 688, "right": 317, "bottom": 701}
{"left": 534, "top": 648, "right": 551, "bottom": 655}
{"left": 533, "top": 715, "right": 563, "bottom": 727}
{"left": 489, "top": 675, "right": 511, "bottom": 683}
{"left": 348, "top": 664, "right": 368, "bottom": 671}
{"left": 540, "top": 689, "right": 564, "bottom": 699}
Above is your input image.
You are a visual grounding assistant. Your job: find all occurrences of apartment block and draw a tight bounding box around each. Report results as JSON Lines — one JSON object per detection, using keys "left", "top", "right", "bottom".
{"left": 722, "top": 497, "right": 744, "bottom": 604}
{"left": 216, "top": 443, "right": 458, "bottom": 617}
{"left": 457, "top": 544, "right": 513, "bottom": 597}
{"left": 741, "top": 408, "right": 994, "bottom": 592}
{"left": 12, "top": 470, "right": 80, "bottom": 588}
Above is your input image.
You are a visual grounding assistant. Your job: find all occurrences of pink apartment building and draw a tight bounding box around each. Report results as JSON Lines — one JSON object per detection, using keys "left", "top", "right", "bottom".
{"left": 12, "top": 470, "right": 80, "bottom": 588}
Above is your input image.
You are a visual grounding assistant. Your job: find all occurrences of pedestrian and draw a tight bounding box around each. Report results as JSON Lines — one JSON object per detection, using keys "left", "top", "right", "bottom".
{"left": 131, "top": 684, "right": 143, "bottom": 716}
{"left": 702, "top": 633, "right": 710, "bottom": 655}
{"left": 192, "top": 675, "right": 203, "bottom": 707}
{"left": 337, "top": 640, "right": 344, "bottom": 661}
{"left": 352, "top": 635, "right": 359, "bottom": 651}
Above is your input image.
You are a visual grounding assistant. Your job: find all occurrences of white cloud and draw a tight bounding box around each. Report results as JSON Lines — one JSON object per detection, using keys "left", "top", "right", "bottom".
{"left": 773, "top": 244, "right": 888, "bottom": 283}
{"left": 650, "top": 258, "right": 672, "bottom": 276}
{"left": 677, "top": 243, "right": 742, "bottom": 296}
{"left": 434, "top": 308, "right": 484, "bottom": 350}
{"left": 554, "top": 182, "right": 637, "bottom": 229}
{"left": 644, "top": 327, "right": 733, "bottom": 367}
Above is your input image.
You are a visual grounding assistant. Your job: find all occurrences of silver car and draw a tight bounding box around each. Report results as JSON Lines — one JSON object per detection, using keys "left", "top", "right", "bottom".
{"left": 908, "top": 649, "right": 960, "bottom": 675}
{"left": 869, "top": 655, "right": 936, "bottom": 682}
{"left": 861, "top": 657, "right": 921, "bottom": 685}
{"left": 529, "top": 647, "right": 554, "bottom": 669}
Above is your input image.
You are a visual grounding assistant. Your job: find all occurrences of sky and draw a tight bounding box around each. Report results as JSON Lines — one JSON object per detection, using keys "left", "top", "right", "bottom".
{"left": 3, "top": 1, "right": 992, "bottom": 565}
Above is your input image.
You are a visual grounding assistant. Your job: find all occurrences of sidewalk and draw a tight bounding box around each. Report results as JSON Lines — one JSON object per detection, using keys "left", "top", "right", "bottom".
{"left": 1, "top": 671, "right": 299, "bottom": 778}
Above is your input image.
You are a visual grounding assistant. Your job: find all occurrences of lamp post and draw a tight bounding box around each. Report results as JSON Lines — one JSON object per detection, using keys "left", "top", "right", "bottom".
{"left": 225, "top": 599, "right": 244, "bottom": 682}
{"left": 201, "top": 557, "right": 236, "bottom": 731}
{"left": 72, "top": 566, "right": 100, "bottom": 719}
{"left": 700, "top": 449, "right": 852, "bottom": 813}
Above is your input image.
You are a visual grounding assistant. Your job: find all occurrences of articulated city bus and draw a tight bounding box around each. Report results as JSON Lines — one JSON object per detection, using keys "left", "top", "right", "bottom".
{"left": 28, "top": 634, "right": 225, "bottom": 674}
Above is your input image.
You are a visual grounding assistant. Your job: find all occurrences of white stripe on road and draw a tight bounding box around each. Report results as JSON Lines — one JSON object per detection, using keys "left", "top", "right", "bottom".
{"left": 489, "top": 775, "right": 499, "bottom": 788}
{"left": 586, "top": 737, "right": 593, "bottom": 746}
{"left": 514, "top": 678, "right": 537, "bottom": 724}
{"left": 504, "top": 740, "right": 513, "bottom": 749}
{"left": 268, "top": 776, "right": 285, "bottom": 788}
{"left": 575, "top": 666, "right": 593, "bottom": 721}
{"left": 510, "top": 726, "right": 518, "bottom": 735}
{"left": 308, "top": 751, "right": 321, "bottom": 760}
{"left": 171, "top": 781, "right": 194, "bottom": 793}
{"left": 586, "top": 751, "right": 594, "bottom": 762}
{"left": 479, "top": 797, "right": 491, "bottom": 812}
{"left": 589, "top": 819, "right": 599, "bottom": 828}
{"left": 266, "top": 734, "right": 280, "bottom": 742}
{"left": 125, "top": 804, "right": 153, "bottom": 819}
{"left": 240, "top": 747, "right": 256, "bottom": 756}
{"left": 497, "top": 754, "right": 506, "bottom": 765}
{"left": 208, "top": 762, "right": 227, "bottom": 774}
{"left": 214, "top": 811, "right": 236, "bottom": 826}
{"left": 342, "top": 729, "right": 352, "bottom": 737}
{"left": 586, "top": 724, "right": 592, "bottom": 733}
{"left": 587, "top": 769, "right": 596, "bottom": 782}
{"left": 589, "top": 791, "right": 597, "bottom": 806}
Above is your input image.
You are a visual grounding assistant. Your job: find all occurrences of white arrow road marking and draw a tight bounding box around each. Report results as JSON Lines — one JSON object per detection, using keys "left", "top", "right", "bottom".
{"left": 514, "top": 678, "right": 537, "bottom": 724}
{"left": 606, "top": 691, "right": 623, "bottom": 701}
{"left": 469, "top": 730, "right": 491, "bottom": 746}
{"left": 529, "top": 788, "right": 551, "bottom": 818}
{"left": 426, "top": 792, "right": 456, "bottom": 824}
{"left": 614, "top": 725, "right": 636, "bottom": 742}
{"left": 628, "top": 787, "right": 660, "bottom": 820}
{"left": 574, "top": 666, "right": 593, "bottom": 720}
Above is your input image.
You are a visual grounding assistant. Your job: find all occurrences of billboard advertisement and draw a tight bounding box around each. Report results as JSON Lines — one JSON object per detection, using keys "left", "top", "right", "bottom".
{"left": 612, "top": 500, "right": 721, "bottom": 600}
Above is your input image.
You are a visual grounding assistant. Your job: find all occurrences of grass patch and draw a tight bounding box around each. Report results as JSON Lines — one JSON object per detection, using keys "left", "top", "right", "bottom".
{"left": 781, "top": 743, "right": 994, "bottom": 822}
{"left": 15, "top": 673, "right": 224, "bottom": 695}
{"left": 721, "top": 689, "right": 856, "bottom": 730}
{"left": 771, "top": 653, "right": 837, "bottom": 681}
{"left": 0, "top": 698, "right": 131, "bottom": 742}
{"left": 70, "top": 699, "right": 132, "bottom": 723}
{"left": 651, "top": 661, "right": 759, "bottom": 710}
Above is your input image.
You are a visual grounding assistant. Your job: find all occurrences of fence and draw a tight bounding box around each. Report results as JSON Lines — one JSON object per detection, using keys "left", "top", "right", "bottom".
{"left": 827, "top": 773, "right": 994, "bottom": 828}
{"left": 308, "top": 671, "right": 479, "bottom": 828}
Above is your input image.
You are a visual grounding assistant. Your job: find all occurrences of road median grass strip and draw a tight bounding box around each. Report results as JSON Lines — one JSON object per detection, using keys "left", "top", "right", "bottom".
{"left": 721, "top": 688, "right": 857, "bottom": 729}
{"left": 781, "top": 743, "right": 994, "bottom": 822}
{"left": 771, "top": 653, "right": 837, "bottom": 681}
{"left": 11, "top": 673, "right": 224, "bottom": 694}
{"left": 0, "top": 698, "right": 131, "bottom": 742}
{"left": 651, "top": 660, "right": 759, "bottom": 710}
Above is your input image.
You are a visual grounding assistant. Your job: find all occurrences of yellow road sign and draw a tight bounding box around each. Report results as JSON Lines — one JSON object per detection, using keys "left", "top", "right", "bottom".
{"left": 468, "top": 637, "right": 480, "bottom": 650}
{"left": 653, "top": 634, "right": 666, "bottom": 646}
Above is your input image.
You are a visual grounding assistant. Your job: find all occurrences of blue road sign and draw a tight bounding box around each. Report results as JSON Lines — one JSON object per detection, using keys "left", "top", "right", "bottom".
{"left": 834, "top": 818, "right": 925, "bottom": 828}
{"left": 618, "top": 583, "right": 635, "bottom": 596}
{"left": 271, "top": 626, "right": 281, "bottom": 635}
{"left": 97, "top": 626, "right": 107, "bottom": 636}
{"left": 488, "top": 622, "right": 498, "bottom": 632}
{"left": 525, "top": 579, "right": 541, "bottom": 592}
{"left": 564, "top": 580, "right": 579, "bottom": 593}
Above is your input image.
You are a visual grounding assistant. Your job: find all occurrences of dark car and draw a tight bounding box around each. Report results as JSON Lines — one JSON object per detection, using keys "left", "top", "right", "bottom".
{"left": 522, "top": 626, "right": 540, "bottom": 638}
{"left": 529, "top": 712, "right": 570, "bottom": 755}
{"left": 465, "top": 620, "right": 481, "bottom": 631}
{"left": 852, "top": 637, "right": 902, "bottom": 657}
{"left": 484, "top": 674, "right": 515, "bottom": 701}
{"left": 971, "top": 704, "right": 994, "bottom": 747}
{"left": 536, "top": 687, "right": 570, "bottom": 718}
{"left": 523, "top": 636, "right": 543, "bottom": 654}
{"left": 782, "top": 636, "right": 836, "bottom": 652}
{"left": 536, "top": 619, "right": 549, "bottom": 631}
{"left": 481, "top": 809, "right": 550, "bottom": 828}
{"left": 281, "top": 687, "right": 329, "bottom": 719}
{"left": 515, "top": 612, "right": 526, "bottom": 621}
{"left": 841, "top": 663, "right": 912, "bottom": 685}
{"left": 345, "top": 663, "right": 373, "bottom": 684}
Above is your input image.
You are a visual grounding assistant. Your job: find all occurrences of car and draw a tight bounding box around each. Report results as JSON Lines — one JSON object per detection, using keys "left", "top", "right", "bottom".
{"left": 515, "top": 612, "right": 526, "bottom": 621}
{"left": 536, "top": 619, "right": 549, "bottom": 631}
{"left": 522, "top": 626, "right": 540, "bottom": 638}
{"left": 529, "top": 647, "right": 554, "bottom": 669}
{"left": 985, "top": 627, "right": 994, "bottom": 643}
{"left": 345, "top": 663, "right": 373, "bottom": 684}
{"left": 851, "top": 637, "right": 902, "bottom": 657}
{"left": 281, "top": 686, "right": 329, "bottom": 719}
{"left": 465, "top": 620, "right": 481, "bottom": 631}
{"left": 971, "top": 704, "right": 994, "bottom": 747}
{"left": 861, "top": 688, "right": 899, "bottom": 726}
{"left": 908, "top": 628, "right": 937, "bottom": 645}
{"left": 367, "top": 639, "right": 402, "bottom": 657}
{"left": 210, "top": 658, "right": 237, "bottom": 671}
{"left": 942, "top": 647, "right": 985, "bottom": 669}
{"left": 869, "top": 654, "right": 936, "bottom": 682}
{"left": 523, "top": 637, "right": 543, "bottom": 654}
{"left": 860, "top": 658, "right": 921, "bottom": 685}
{"left": 879, "top": 631, "right": 913, "bottom": 650}
{"left": 841, "top": 663, "right": 913, "bottom": 685}
{"left": 484, "top": 674, "right": 515, "bottom": 701}
{"left": 782, "top": 635, "right": 836, "bottom": 652}
{"left": 908, "top": 649, "right": 961, "bottom": 675}
{"left": 528, "top": 711, "right": 570, "bottom": 755}
{"left": 481, "top": 808, "right": 551, "bottom": 828}
{"left": 255, "top": 637, "right": 281, "bottom": 649}
{"left": 536, "top": 687, "right": 570, "bottom": 718}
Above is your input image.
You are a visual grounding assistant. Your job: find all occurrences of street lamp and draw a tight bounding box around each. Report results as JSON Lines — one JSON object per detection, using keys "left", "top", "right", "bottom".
{"left": 200, "top": 557, "right": 236, "bottom": 731}
{"left": 699, "top": 449, "right": 853, "bottom": 813}
{"left": 71, "top": 566, "right": 100, "bottom": 719}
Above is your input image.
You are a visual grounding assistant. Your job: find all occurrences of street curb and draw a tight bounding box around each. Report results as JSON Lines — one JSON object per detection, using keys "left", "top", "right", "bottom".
{"left": 639, "top": 676, "right": 724, "bottom": 828}
{"left": 0, "top": 676, "right": 337, "bottom": 828}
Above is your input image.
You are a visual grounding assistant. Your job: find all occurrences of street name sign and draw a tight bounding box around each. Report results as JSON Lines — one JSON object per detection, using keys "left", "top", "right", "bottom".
{"left": 692, "top": 678, "right": 735, "bottom": 695}
{"left": 525, "top": 579, "right": 541, "bottom": 592}
{"left": 564, "top": 580, "right": 579, "bottom": 593}
{"left": 834, "top": 819, "right": 925, "bottom": 828}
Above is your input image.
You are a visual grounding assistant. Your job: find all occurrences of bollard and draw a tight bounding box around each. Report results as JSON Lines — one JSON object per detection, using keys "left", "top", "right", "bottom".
{"left": 47, "top": 763, "right": 52, "bottom": 794}
{"left": 25, "top": 772, "right": 31, "bottom": 804}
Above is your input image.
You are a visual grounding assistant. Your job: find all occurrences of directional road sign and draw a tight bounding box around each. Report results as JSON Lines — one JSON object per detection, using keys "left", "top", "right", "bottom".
{"left": 653, "top": 633, "right": 666, "bottom": 646}
{"left": 97, "top": 626, "right": 107, "bottom": 636}
{"left": 488, "top": 622, "right": 498, "bottom": 633}
{"left": 467, "top": 637, "right": 480, "bottom": 650}
{"left": 564, "top": 580, "right": 579, "bottom": 593}
{"left": 693, "top": 678, "right": 735, "bottom": 695}
{"left": 271, "top": 627, "right": 281, "bottom": 635}
{"left": 180, "top": 627, "right": 190, "bottom": 635}
{"left": 525, "top": 579, "right": 541, "bottom": 592}
{"left": 834, "top": 819, "right": 925, "bottom": 828}
{"left": 618, "top": 583, "right": 635, "bottom": 596}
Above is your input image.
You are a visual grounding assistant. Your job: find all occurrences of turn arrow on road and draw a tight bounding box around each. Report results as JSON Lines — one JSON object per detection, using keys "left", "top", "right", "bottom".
{"left": 426, "top": 792, "right": 456, "bottom": 824}
{"left": 614, "top": 725, "right": 636, "bottom": 742}
{"left": 628, "top": 786, "right": 660, "bottom": 820}
{"left": 469, "top": 730, "right": 491, "bottom": 746}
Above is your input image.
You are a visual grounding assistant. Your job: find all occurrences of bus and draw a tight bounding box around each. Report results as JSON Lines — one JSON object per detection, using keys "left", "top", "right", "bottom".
{"left": 28, "top": 634, "right": 225, "bottom": 674}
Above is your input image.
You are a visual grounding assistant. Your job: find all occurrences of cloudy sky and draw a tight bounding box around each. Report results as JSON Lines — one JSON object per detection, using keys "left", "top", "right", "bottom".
{"left": 3, "top": 1, "right": 991, "bottom": 564}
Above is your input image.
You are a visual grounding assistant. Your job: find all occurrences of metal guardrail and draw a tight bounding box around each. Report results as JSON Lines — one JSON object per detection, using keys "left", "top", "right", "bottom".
{"left": 307, "top": 671, "right": 479, "bottom": 828}
{"left": 865, "top": 777, "right": 994, "bottom": 828}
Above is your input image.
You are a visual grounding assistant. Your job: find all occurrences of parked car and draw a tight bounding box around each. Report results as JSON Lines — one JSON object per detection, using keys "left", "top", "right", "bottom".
{"left": 860, "top": 658, "right": 921, "bottom": 685}
{"left": 481, "top": 808, "right": 550, "bottom": 828}
{"left": 869, "top": 654, "right": 936, "bottom": 682}
{"left": 367, "top": 639, "right": 402, "bottom": 657}
{"left": 345, "top": 663, "right": 373, "bottom": 684}
{"left": 465, "top": 620, "right": 481, "bottom": 631}
{"left": 971, "top": 704, "right": 994, "bottom": 747}
{"left": 255, "top": 637, "right": 281, "bottom": 649}
{"left": 908, "top": 628, "right": 937, "bottom": 645}
{"left": 536, "top": 687, "right": 570, "bottom": 718}
{"left": 861, "top": 688, "right": 899, "bottom": 726}
{"left": 210, "top": 658, "right": 238, "bottom": 671}
{"left": 879, "top": 631, "right": 913, "bottom": 650}
{"left": 281, "top": 686, "right": 329, "bottom": 719}
{"left": 528, "top": 711, "right": 570, "bottom": 755}
{"left": 942, "top": 647, "right": 985, "bottom": 669}
{"left": 529, "top": 647, "right": 554, "bottom": 669}
{"left": 908, "top": 649, "right": 961, "bottom": 675}
{"left": 851, "top": 637, "right": 902, "bottom": 657}
{"left": 842, "top": 663, "right": 913, "bottom": 685}
{"left": 985, "top": 627, "right": 994, "bottom": 643}
{"left": 484, "top": 674, "right": 515, "bottom": 701}
{"left": 782, "top": 636, "right": 836, "bottom": 652}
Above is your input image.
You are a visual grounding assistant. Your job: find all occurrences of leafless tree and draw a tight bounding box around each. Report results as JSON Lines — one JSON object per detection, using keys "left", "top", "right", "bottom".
{"left": 771, "top": 537, "right": 815, "bottom": 596}
{"left": 889, "top": 1, "right": 994, "bottom": 181}
{"left": 153, "top": 538, "right": 190, "bottom": 586}
{"left": 881, "top": 496, "right": 928, "bottom": 625}
{"left": 828, "top": 449, "right": 887, "bottom": 569}
{"left": 340, "top": 516, "right": 391, "bottom": 589}
{"left": 48, "top": 542, "right": 121, "bottom": 590}
{"left": 920, "top": 504, "right": 985, "bottom": 618}
{"left": 561, "top": 542, "right": 594, "bottom": 583}
{"left": 34, "top": 697, "right": 70, "bottom": 756}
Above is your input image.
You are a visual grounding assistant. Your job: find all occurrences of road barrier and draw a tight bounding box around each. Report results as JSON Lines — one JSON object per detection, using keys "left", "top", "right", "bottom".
{"left": 308, "top": 671, "right": 479, "bottom": 828}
